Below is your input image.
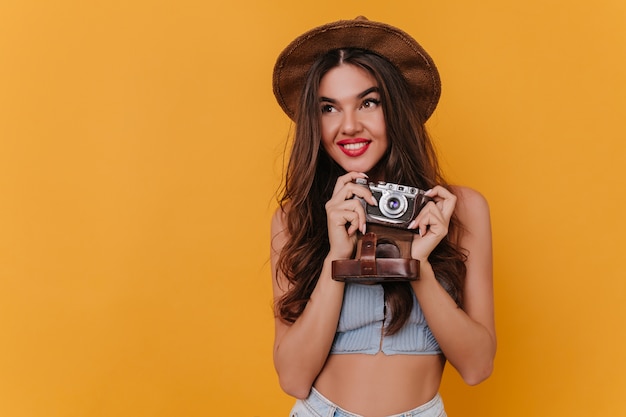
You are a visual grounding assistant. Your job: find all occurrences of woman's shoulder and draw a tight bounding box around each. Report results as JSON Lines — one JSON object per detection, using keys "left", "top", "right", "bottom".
{"left": 271, "top": 205, "right": 291, "bottom": 252}
{"left": 448, "top": 185, "right": 491, "bottom": 226}
{"left": 271, "top": 204, "right": 290, "bottom": 231}
{"left": 449, "top": 185, "right": 488, "bottom": 206}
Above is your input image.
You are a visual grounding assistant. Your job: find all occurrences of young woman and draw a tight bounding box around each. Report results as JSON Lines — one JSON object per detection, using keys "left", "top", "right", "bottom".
{"left": 270, "top": 17, "right": 496, "bottom": 417}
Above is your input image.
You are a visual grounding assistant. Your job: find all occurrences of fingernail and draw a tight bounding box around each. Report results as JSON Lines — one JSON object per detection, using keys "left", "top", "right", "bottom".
{"left": 361, "top": 223, "right": 367, "bottom": 234}
{"left": 408, "top": 220, "right": 417, "bottom": 229}
{"left": 418, "top": 227, "right": 423, "bottom": 237}
{"left": 371, "top": 197, "right": 378, "bottom": 206}
{"left": 425, "top": 189, "right": 433, "bottom": 195}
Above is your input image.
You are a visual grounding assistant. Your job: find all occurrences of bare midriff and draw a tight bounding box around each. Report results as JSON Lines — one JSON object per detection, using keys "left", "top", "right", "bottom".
{"left": 314, "top": 352, "right": 445, "bottom": 417}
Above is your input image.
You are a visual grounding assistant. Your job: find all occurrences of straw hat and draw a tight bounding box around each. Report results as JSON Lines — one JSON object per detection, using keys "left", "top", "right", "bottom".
{"left": 273, "top": 16, "right": 441, "bottom": 121}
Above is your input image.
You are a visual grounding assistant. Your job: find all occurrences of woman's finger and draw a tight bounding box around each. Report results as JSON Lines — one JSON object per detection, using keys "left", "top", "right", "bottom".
{"left": 414, "top": 203, "right": 445, "bottom": 236}
{"left": 329, "top": 172, "right": 378, "bottom": 207}
{"left": 328, "top": 199, "right": 367, "bottom": 232}
{"left": 332, "top": 172, "right": 368, "bottom": 195}
{"left": 425, "top": 185, "right": 457, "bottom": 220}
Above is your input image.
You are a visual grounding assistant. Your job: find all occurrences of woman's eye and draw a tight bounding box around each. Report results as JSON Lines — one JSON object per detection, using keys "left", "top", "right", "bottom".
{"left": 361, "top": 98, "right": 380, "bottom": 109}
{"left": 321, "top": 104, "right": 336, "bottom": 113}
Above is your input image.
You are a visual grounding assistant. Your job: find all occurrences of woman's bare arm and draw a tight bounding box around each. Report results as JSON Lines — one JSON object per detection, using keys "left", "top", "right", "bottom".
{"left": 270, "top": 208, "right": 346, "bottom": 398}
{"left": 410, "top": 186, "right": 496, "bottom": 384}
{"left": 270, "top": 173, "right": 376, "bottom": 398}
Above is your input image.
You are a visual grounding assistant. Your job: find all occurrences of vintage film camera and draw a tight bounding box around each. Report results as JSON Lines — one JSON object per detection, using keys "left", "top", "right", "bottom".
{"left": 354, "top": 178, "right": 431, "bottom": 229}
{"left": 332, "top": 179, "right": 432, "bottom": 283}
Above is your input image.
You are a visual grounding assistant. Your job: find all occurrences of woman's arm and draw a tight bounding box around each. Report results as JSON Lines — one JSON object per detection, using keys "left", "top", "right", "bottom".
{"left": 270, "top": 172, "right": 377, "bottom": 398}
{"left": 409, "top": 186, "right": 496, "bottom": 385}
{"left": 270, "top": 209, "right": 345, "bottom": 399}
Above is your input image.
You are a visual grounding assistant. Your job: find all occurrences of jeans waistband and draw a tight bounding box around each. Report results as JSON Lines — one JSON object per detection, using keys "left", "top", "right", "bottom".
{"left": 303, "top": 387, "right": 445, "bottom": 417}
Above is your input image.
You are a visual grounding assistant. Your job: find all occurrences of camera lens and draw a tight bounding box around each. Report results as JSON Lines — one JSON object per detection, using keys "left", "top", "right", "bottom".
{"left": 387, "top": 197, "right": 401, "bottom": 210}
{"left": 379, "top": 192, "right": 408, "bottom": 219}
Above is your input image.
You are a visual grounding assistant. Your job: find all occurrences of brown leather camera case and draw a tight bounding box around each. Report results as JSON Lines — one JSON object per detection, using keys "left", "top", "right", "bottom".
{"left": 332, "top": 224, "right": 420, "bottom": 283}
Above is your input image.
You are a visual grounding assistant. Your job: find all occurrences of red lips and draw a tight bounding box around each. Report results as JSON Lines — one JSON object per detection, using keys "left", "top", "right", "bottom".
{"left": 337, "top": 138, "right": 371, "bottom": 157}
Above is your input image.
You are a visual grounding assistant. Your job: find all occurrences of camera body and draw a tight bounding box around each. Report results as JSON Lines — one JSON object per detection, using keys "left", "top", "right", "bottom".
{"left": 355, "top": 178, "right": 431, "bottom": 230}
{"left": 332, "top": 179, "right": 430, "bottom": 283}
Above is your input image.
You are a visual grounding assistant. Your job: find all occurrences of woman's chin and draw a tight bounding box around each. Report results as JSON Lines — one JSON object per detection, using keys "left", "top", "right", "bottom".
{"left": 338, "top": 163, "right": 377, "bottom": 175}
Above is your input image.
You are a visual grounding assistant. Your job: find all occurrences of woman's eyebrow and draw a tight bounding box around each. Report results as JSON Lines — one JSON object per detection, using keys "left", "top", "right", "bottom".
{"left": 357, "top": 86, "right": 380, "bottom": 99}
{"left": 319, "top": 87, "right": 380, "bottom": 103}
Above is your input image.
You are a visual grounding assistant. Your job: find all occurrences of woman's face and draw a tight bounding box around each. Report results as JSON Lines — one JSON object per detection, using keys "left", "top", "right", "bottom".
{"left": 318, "top": 64, "right": 388, "bottom": 174}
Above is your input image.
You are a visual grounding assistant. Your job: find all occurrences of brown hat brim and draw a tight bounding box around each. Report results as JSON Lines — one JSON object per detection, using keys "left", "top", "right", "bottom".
{"left": 273, "top": 17, "right": 441, "bottom": 121}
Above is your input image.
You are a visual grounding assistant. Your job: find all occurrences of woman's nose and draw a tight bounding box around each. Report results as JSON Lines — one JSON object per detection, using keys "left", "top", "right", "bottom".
{"left": 341, "top": 110, "right": 362, "bottom": 136}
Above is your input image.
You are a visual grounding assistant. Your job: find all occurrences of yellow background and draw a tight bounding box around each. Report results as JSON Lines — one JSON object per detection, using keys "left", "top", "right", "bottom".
{"left": 1, "top": 0, "right": 625, "bottom": 416}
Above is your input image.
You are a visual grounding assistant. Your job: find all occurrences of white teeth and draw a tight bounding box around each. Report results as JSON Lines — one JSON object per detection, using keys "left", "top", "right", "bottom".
{"left": 343, "top": 142, "right": 367, "bottom": 150}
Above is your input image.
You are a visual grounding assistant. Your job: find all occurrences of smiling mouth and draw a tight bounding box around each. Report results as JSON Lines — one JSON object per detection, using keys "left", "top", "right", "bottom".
{"left": 337, "top": 139, "right": 371, "bottom": 156}
{"left": 343, "top": 142, "right": 368, "bottom": 150}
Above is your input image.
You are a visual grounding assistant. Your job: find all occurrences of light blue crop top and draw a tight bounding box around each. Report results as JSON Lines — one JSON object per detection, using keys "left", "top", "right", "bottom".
{"left": 331, "top": 283, "right": 442, "bottom": 355}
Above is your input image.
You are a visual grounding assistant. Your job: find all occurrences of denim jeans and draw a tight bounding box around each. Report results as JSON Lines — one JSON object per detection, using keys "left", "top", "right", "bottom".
{"left": 289, "top": 387, "right": 447, "bottom": 417}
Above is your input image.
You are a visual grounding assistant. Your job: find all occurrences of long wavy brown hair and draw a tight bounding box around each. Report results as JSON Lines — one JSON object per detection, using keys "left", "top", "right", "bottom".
{"left": 275, "top": 48, "right": 467, "bottom": 335}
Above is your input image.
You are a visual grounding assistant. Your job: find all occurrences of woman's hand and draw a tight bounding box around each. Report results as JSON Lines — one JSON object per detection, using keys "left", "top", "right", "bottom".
{"left": 408, "top": 185, "right": 457, "bottom": 261}
{"left": 325, "top": 172, "right": 377, "bottom": 259}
